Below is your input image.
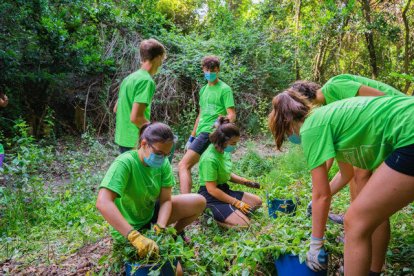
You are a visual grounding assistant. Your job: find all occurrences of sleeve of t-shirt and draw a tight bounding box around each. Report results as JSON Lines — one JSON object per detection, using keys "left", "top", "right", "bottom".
{"left": 222, "top": 87, "right": 235, "bottom": 108}
{"left": 161, "top": 160, "right": 175, "bottom": 188}
{"left": 301, "top": 125, "right": 336, "bottom": 170}
{"left": 99, "top": 160, "right": 130, "bottom": 197}
{"left": 133, "top": 80, "right": 156, "bottom": 104}
{"left": 321, "top": 78, "right": 362, "bottom": 104}
{"left": 200, "top": 157, "right": 218, "bottom": 182}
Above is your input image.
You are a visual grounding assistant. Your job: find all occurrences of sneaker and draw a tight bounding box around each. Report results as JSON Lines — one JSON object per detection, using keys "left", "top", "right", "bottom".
{"left": 328, "top": 213, "right": 344, "bottom": 224}
{"left": 307, "top": 201, "right": 344, "bottom": 224}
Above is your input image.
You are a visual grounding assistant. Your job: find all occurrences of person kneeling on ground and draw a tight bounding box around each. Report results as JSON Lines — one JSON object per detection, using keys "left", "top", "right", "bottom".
{"left": 197, "top": 116, "right": 262, "bottom": 228}
{"left": 96, "top": 122, "right": 206, "bottom": 273}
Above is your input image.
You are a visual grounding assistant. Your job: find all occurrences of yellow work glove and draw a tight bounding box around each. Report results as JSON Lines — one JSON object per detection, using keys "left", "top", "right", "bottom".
{"left": 232, "top": 199, "right": 252, "bottom": 215}
{"left": 127, "top": 230, "right": 159, "bottom": 259}
{"left": 153, "top": 224, "right": 165, "bottom": 235}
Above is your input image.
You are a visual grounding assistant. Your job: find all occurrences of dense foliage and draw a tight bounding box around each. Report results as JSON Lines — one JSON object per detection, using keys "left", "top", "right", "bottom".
{"left": 1, "top": 0, "right": 413, "bottom": 140}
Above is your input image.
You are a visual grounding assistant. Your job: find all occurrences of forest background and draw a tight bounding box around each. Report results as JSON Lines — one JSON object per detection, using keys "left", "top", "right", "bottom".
{"left": 0, "top": 0, "right": 413, "bottom": 139}
{"left": 0, "top": 0, "right": 414, "bottom": 275}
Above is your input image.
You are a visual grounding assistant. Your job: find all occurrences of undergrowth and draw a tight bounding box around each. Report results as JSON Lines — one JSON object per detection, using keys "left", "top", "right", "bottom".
{"left": 0, "top": 124, "right": 413, "bottom": 275}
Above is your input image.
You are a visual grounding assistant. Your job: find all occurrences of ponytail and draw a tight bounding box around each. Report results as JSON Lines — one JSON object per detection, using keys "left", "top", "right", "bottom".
{"left": 268, "top": 89, "right": 311, "bottom": 150}
{"left": 209, "top": 116, "right": 240, "bottom": 151}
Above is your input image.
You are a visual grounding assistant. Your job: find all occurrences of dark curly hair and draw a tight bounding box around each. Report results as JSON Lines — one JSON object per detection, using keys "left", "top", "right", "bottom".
{"left": 201, "top": 56, "right": 220, "bottom": 70}
{"left": 290, "top": 80, "right": 321, "bottom": 100}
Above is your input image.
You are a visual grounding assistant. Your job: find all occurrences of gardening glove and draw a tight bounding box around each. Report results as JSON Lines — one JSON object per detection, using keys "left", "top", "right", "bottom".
{"left": 153, "top": 224, "right": 165, "bottom": 235}
{"left": 127, "top": 230, "right": 159, "bottom": 259}
{"left": 185, "top": 135, "right": 195, "bottom": 151}
{"left": 232, "top": 199, "right": 252, "bottom": 215}
{"left": 244, "top": 180, "right": 261, "bottom": 189}
{"left": 306, "top": 236, "right": 328, "bottom": 272}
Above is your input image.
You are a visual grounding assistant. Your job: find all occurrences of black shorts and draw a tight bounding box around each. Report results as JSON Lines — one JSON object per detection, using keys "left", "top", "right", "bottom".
{"left": 385, "top": 144, "right": 414, "bottom": 176}
{"left": 198, "top": 183, "right": 244, "bottom": 222}
{"left": 189, "top": 132, "right": 211, "bottom": 155}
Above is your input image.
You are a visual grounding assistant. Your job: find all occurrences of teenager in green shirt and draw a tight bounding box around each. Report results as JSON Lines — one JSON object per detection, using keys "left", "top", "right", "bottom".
{"left": 179, "top": 56, "right": 236, "bottom": 194}
{"left": 114, "top": 39, "right": 166, "bottom": 153}
{"left": 97, "top": 123, "right": 206, "bottom": 264}
{"left": 197, "top": 117, "right": 262, "bottom": 228}
{"left": 268, "top": 90, "right": 414, "bottom": 275}
{"left": 291, "top": 75, "right": 405, "bottom": 222}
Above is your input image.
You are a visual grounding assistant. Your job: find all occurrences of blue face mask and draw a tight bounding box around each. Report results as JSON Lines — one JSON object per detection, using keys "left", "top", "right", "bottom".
{"left": 204, "top": 72, "right": 217, "bottom": 82}
{"left": 144, "top": 152, "right": 165, "bottom": 168}
{"left": 288, "top": 134, "right": 301, "bottom": 144}
{"left": 224, "top": 145, "right": 236, "bottom": 153}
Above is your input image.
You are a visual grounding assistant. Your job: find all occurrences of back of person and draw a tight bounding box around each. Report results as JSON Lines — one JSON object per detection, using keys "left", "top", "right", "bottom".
{"left": 321, "top": 74, "right": 405, "bottom": 104}
{"left": 114, "top": 38, "right": 166, "bottom": 152}
{"left": 301, "top": 96, "right": 414, "bottom": 170}
{"left": 115, "top": 70, "right": 155, "bottom": 148}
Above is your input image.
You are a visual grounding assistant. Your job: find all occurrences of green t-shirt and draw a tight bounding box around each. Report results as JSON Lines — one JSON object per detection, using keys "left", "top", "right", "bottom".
{"left": 301, "top": 96, "right": 414, "bottom": 171}
{"left": 115, "top": 69, "right": 156, "bottom": 147}
{"left": 321, "top": 74, "right": 405, "bottom": 104}
{"left": 99, "top": 150, "right": 175, "bottom": 241}
{"left": 196, "top": 80, "right": 235, "bottom": 135}
{"left": 199, "top": 144, "right": 232, "bottom": 186}
{"left": 0, "top": 144, "right": 3, "bottom": 154}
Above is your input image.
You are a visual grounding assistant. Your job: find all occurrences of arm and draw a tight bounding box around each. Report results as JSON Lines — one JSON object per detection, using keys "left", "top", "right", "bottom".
{"left": 156, "top": 187, "right": 173, "bottom": 228}
{"left": 329, "top": 162, "right": 354, "bottom": 196}
{"left": 326, "top": 158, "right": 334, "bottom": 171}
{"left": 96, "top": 188, "right": 133, "bottom": 237}
{"left": 311, "top": 164, "right": 331, "bottom": 239}
{"left": 311, "top": 161, "right": 354, "bottom": 238}
{"left": 206, "top": 181, "right": 238, "bottom": 205}
{"left": 113, "top": 99, "right": 118, "bottom": 113}
{"left": 191, "top": 111, "right": 201, "bottom": 137}
{"left": 357, "top": 85, "right": 385, "bottom": 97}
{"left": 226, "top": 107, "right": 236, "bottom": 123}
{"left": 230, "top": 173, "right": 249, "bottom": 185}
{"left": 130, "top": 102, "right": 149, "bottom": 128}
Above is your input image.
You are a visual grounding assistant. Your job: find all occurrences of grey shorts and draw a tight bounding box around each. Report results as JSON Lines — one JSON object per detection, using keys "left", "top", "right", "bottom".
{"left": 188, "top": 132, "right": 211, "bottom": 155}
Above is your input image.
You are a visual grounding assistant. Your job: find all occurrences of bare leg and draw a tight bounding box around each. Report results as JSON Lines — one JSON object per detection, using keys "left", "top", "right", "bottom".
{"left": 352, "top": 168, "right": 389, "bottom": 273}
{"left": 168, "top": 194, "right": 206, "bottom": 232}
{"left": 241, "top": 192, "right": 262, "bottom": 210}
{"left": 178, "top": 150, "right": 200, "bottom": 194}
{"left": 223, "top": 209, "right": 250, "bottom": 227}
{"left": 344, "top": 163, "right": 414, "bottom": 276}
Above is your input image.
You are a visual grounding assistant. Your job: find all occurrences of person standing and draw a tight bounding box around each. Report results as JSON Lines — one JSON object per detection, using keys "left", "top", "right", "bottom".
{"left": 179, "top": 56, "right": 236, "bottom": 193}
{"left": 114, "top": 39, "right": 166, "bottom": 153}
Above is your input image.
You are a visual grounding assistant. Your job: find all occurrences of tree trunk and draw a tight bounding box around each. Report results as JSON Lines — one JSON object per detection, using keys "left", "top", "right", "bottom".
{"left": 360, "top": 0, "right": 378, "bottom": 78}
{"left": 402, "top": 0, "right": 412, "bottom": 93}
{"left": 313, "top": 39, "right": 328, "bottom": 82}
{"left": 294, "top": 0, "right": 302, "bottom": 80}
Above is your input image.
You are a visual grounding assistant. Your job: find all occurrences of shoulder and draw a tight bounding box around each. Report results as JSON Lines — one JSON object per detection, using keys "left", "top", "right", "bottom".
{"left": 218, "top": 80, "right": 232, "bottom": 91}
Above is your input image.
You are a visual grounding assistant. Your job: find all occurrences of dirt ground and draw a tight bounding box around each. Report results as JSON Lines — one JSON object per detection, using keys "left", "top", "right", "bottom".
{"left": 1, "top": 237, "right": 112, "bottom": 275}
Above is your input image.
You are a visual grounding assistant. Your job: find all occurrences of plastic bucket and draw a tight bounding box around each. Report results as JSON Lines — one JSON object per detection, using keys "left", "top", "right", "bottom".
{"left": 274, "top": 254, "right": 327, "bottom": 276}
{"left": 125, "top": 261, "right": 175, "bottom": 276}
{"left": 267, "top": 197, "right": 296, "bottom": 218}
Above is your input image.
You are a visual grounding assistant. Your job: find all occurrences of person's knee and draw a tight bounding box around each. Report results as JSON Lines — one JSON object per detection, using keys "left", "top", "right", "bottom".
{"left": 344, "top": 209, "right": 372, "bottom": 239}
{"left": 253, "top": 195, "right": 262, "bottom": 207}
{"left": 194, "top": 194, "right": 206, "bottom": 212}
